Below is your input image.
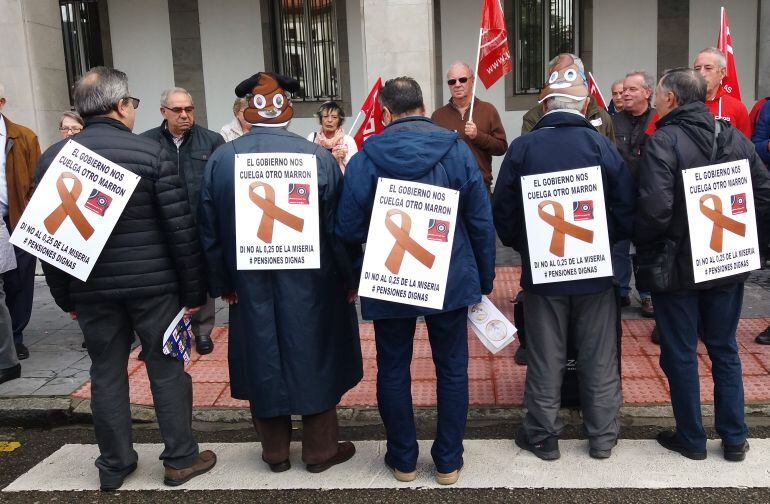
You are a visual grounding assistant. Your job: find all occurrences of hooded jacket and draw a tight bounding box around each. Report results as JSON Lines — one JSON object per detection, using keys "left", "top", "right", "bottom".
{"left": 335, "top": 116, "right": 496, "bottom": 320}
{"left": 493, "top": 110, "right": 635, "bottom": 296}
{"left": 634, "top": 102, "right": 770, "bottom": 291}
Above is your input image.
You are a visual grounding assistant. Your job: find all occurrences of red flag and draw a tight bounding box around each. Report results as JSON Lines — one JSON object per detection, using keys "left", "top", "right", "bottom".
{"left": 587, "top": 72, "right": 607, "bottom": 110}
{"left": 477, "top": 0, "right": 512, "bottom": 89}
{"left": 352, "top": 78, "right": 384, "bottom": 150}
{"left": 717, "top": 7, "right": 741, "bottom": 100}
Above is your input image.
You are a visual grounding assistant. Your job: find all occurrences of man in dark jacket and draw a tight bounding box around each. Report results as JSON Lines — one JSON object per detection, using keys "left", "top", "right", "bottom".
{"left": 37, "top": 67, "right": 215, "bottom": 490}
{"left": 493, "top": 55, "right": 634, "bottom": 461}
{"left": 141, "top": 87, "right": 225, "bottom": 354}
{"left": 198, "top": 72, "right": 361, "bottom": 474}
{"left": 336, "top": 77, "right": 495, "bottom": 485}
{"left": 635, "top": 68, "right": 770, "bottom": 462}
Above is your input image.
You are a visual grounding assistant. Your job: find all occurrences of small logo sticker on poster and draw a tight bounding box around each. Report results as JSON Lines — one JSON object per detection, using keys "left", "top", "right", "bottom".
{"left": 85, "top": 189, "right": 112, "bottom": 216}
{"left": 427, "top": 219, "right": 450, "bottom": 242}
{"left": 731, "top": 193, "right": 746, "bottom": 215}
{"left": 572, "top": 200, "right": 593, "bottom": 221}
{"left": 288, "top": 183, "right": 310, "bottom": 205}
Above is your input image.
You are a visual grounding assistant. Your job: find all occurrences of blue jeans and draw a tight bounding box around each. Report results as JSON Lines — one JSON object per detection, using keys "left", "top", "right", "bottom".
{"left": 612, "top": 240, "right": 650, "bottom": 300}
{"left": 653, "top": 284, "right": 748, "bottom": 451}
{"left": 373, "top": 307, "right": 468, "bottom": 473}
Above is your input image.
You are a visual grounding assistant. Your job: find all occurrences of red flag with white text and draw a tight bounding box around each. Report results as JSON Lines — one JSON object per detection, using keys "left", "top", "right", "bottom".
{"left": 717, "top": 7, "right": 741, "bottom": 101}
{"left": 477, "top": 0, "right": 512, "bottom": 89}
{"left": 587, "top": 72, "right": 607, "bottom": 110}
{"left": 353, "top": 78, "right": 384, "bottom": 150}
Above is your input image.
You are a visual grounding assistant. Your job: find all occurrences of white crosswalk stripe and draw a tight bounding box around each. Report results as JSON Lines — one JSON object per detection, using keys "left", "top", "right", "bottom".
{"left": 4, "top": 439, "right": 770, "bottom": 492}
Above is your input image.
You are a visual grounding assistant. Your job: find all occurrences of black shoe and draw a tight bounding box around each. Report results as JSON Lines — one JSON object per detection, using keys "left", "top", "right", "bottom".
{"left": 515, "top": 428, "right": 560, "bottom": 460}
{"left": 756, "top": 326, "right": 770, "bottom": 345}
{"left": 194, "top": 333, "right": 214, "bottom": 355}
{"left": 620, "top": 296, "right": 631, "bottom": 307}
{"left": 262, "top": 456, "right": 291, "bottom": 473}
{"left": 99, "top": 462, "right": 137, "bottom": 491}
{"left": 0, "top": 363, "right": 21, "bottom": 385}
{"left": 651, "top": 327, "right": 660, "bottom": 345}
{"left": 722, "top": 440, "right": 749, "bottom": 462}
{"left": 14, "top": 343, "right": 28, "bottom": 360}
{"left": 514, "top": 344, "right": 527, "bottom": 365}
{"left": 306, "top": 441, "right": 355, "bottom": 473}
{"left": 656, "top": 430, "right": 706, "bottom": 460}
{"left": 589, "top": 439, "right": 617, "bottom": 459}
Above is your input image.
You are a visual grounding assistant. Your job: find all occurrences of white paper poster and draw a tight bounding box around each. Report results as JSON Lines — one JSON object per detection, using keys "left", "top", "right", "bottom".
{"left": 520, "top": 166, "right": 613, "bottom": 284}
{"left": 234, "top": 153, "right": 320, "bottom": 270}
{"left": 359, "top": 178, "right": 459, "bottom": 310}
{"left": 468, "top": 296, "right": 517, "bottom": 354}
{"left": 682, "top": 159, "right": 760, "bottom": 283}
{"left": 10, "top": 140, "right": 140, "bottom": 281}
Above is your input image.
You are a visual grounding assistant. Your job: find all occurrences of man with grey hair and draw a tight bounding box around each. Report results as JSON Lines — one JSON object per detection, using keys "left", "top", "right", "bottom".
{"left": 0, "top": 83, "right": 40, "bottom": 361}
{"left": 37, "top": 67, "right": 216, "bottom": 490}
{"left": 432, "top": 61, "right": 507, "bottom": 190}
{"left": 493, "top": 55, "right": 633, "bottom": 461}
{"left": 141, "top": 87, "right": 224, "bottom": 355}
{"left": 612, "top": 69, "right": 658, "bottom": 319}
{"left": 694, "top": 47, "right": 751, "bottom": 138}
{"left": 608, "top": 79, "right": 624, "bottom": 116}
{"left": 635, "top": 68, "right": 770, "bottom": 461}
{"left": 521, "top": 54, "right": 615, "bottom": 140}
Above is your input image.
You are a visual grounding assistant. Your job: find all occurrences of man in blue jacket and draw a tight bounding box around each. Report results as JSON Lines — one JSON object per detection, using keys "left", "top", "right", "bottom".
{"left": 493, "top": 55, "right": 634, "bottom": 460}
{"left": 336, "top": 77, "right": 495, "bottom": 485}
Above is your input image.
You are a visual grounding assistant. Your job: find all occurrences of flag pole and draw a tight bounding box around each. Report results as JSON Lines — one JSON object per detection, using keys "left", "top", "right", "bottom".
{"left": 347, "top": 110, "right": 364, "bottom": 136}
{"left": 468, "top": 27, "right": 483, "bottom": 122}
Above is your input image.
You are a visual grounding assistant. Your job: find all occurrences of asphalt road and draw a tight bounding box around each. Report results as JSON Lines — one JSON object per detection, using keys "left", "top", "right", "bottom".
{"left": 1, "top": 423, "right": 769, "bottom": 503}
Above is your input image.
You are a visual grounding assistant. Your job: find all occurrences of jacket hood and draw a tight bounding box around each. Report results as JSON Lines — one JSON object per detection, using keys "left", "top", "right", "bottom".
{"left": 533, "top": 109, "right": 597, "bottom": 132}
{"left": 362, "top": 117, "right": 459, "bottom": 179}
{"left": 656, "top": 102, "right": 717, "bottom": 158}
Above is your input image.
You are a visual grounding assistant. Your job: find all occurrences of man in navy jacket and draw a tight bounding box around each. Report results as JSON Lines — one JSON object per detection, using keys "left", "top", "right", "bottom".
{"left": 493, "top": 55, "right": 634, "bottom": 460}
{"left": 336, "top": 77, "right": 495, "bottom": 485}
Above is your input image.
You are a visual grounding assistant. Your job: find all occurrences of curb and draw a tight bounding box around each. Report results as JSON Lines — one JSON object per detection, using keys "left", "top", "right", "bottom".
{"left": 3, "top": 396, "right": 770, "bottom": 428}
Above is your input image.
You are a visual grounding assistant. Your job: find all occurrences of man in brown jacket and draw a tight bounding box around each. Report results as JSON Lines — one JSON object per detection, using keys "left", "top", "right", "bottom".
{"left": 0, "top": 83, "right": 40, "bottom": 360}
{"left": 432, "top": 62, "right": 507, "bottom": 189}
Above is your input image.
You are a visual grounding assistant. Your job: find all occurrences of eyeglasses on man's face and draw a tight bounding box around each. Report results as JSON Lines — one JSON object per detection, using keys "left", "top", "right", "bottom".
{"left": 447, "top": 77, "right": 470, "bottom": 86}
{"left": 163, "top": 105, "right": 195, "bottom": 115}
{"left": 124, "top": 96, "right": 141, "bottom": 109}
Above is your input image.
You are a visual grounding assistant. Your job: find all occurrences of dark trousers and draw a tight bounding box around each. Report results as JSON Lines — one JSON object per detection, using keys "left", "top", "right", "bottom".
{"left": 2, "top": 240, "right": 35, "bottom": 345}
{"left": 252, "top": 407, "right": 339, "bottom": 465}
{"left": 75, "top": 293, "right": 199, "bottom": 476}
{"left": 653, "top": 283, "right": 748, "bottom": 451}
{"left": 522, "top": 288, "right": 621, "bottom": 450}
{"left": 373, "top": 307, "right": 468, "bottom": 474}
{"left": 192, "top": 295, "right": 215, "bottom": 340}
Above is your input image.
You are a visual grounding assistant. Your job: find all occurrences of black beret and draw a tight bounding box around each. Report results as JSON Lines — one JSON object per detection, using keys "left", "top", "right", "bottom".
{"left": 235, "top": 72, "right": 301, "bottom": 97}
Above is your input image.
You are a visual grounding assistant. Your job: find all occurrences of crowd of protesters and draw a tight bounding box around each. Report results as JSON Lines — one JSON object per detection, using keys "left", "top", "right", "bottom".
{"left": 0, "top": 44, "right": 768, "bottom": 489}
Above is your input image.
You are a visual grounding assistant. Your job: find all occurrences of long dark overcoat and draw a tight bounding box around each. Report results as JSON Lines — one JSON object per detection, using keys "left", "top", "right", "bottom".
{"left": 198, "top": 127, "right": 362, "bottom": 418}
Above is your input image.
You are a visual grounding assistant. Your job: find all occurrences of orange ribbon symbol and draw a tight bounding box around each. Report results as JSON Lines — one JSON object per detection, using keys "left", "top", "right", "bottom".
{"left": 248, "top": 181, "right": 304, "bottom": 243}
{"left": 43, "top": 173, "right": 94, "bottom": 240}
{"left": 384, "top": 209, "right": 436, "bottom": 274}
{"left": 699, "top": 194, "right": 745, "bottom": 253}
{"left": 538, "top": 200, "right": 593, "bottom": 257}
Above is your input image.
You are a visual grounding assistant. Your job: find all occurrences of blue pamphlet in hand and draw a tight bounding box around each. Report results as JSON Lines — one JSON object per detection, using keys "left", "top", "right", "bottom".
{"left": 162, "top": 308, "right": 194, "bottom": 364}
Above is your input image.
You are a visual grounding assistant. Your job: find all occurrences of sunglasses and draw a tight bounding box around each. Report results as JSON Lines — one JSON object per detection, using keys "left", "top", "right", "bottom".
{"left": 447, "top": 77, "right": 470, "bottom": 86}
{"left": 162, "top": 105, "right": 194, "bottom": 114}
{"left": 123, "top": 96, "right": 141, "bottom": 109}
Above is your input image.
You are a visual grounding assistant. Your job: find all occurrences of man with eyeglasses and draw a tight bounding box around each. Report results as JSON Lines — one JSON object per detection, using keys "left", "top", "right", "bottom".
{"left": 431, "top": 61, "right": 507, "bottom": 191}
{"left": 0, "top": 82, "right": 41, "bottom": 362}
{"left": 36, "top": 67, "right": 215, "bottom": 490}
{"left": 141, "top": 87, "right": 224, "bottom": 355}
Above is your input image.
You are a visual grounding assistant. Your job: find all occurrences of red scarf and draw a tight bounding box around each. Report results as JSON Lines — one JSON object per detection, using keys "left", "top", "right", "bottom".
{"left": 314, "top": 128, "right": 346, "bottom": 172}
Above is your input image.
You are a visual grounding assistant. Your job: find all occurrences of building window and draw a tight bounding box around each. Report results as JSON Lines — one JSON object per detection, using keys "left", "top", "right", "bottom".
{"left": 514, "top": 0, "right": 576, "bottom": 94}
{"left": 59, "top": 0, "right": 105, "bottom": 104}
{"left": 271, "top": 0, "right": 341, "bottom": 102}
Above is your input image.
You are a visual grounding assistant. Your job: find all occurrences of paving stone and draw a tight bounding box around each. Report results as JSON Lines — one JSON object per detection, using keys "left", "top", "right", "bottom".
{"left": 0, "top": 377, "right": 49, "bottom": 396}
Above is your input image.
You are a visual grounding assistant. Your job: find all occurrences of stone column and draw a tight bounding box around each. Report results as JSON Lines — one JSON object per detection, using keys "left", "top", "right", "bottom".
{"left": 361, "top": 0, "right": 438, "bottom": 111}
{"left": 0, "top": 0, "right": 70, "bottom": 149}
{"left": 757, "top": 0, "right": 770, "bottom": 98}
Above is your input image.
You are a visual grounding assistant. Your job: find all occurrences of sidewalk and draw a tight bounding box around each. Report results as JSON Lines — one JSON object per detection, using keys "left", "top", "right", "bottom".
{"left": 2, "top": 249, "right": 770, "bottom": 422}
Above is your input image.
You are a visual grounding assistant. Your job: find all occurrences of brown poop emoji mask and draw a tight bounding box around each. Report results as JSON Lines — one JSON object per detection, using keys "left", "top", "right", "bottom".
{"left": 235, "top": 72, "right": 301, "bottom": 126}
{"left": 538, "top": 54, "right": 588, "bottom": 103}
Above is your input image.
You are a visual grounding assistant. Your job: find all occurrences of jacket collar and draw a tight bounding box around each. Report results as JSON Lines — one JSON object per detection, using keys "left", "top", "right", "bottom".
{"left": 383, "top": 116, "right": 437, "bottom": 135}
{"left": 532, "top": 109, "right": 594, "bottom": 131}
{"left": 83, "top": 116, "right": 132, "bottom": 132}
{"left": 160, "top": 119, "right": 193, "bottom": 144}
{"left": 655, "top": 102, "right": 711, "bottom": 128}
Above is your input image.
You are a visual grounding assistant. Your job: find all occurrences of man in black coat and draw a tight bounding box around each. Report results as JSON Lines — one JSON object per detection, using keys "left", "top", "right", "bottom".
{"left": 37, "top": 67, "right": 216, "bottom": 490}
{"left": 635, "top": 68, "right": 770, "bottom": 462}
{"left": 141, "top": 87, "right": 224, "bottom": 354}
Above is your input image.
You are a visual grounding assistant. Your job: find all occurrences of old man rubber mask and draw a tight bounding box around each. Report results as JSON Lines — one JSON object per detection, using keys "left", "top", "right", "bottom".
{"left": 235, "top": 72, "right": 300, "bottom": 128}
{"left": 538, "top": 54, "right": 588, "bottom": 103}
